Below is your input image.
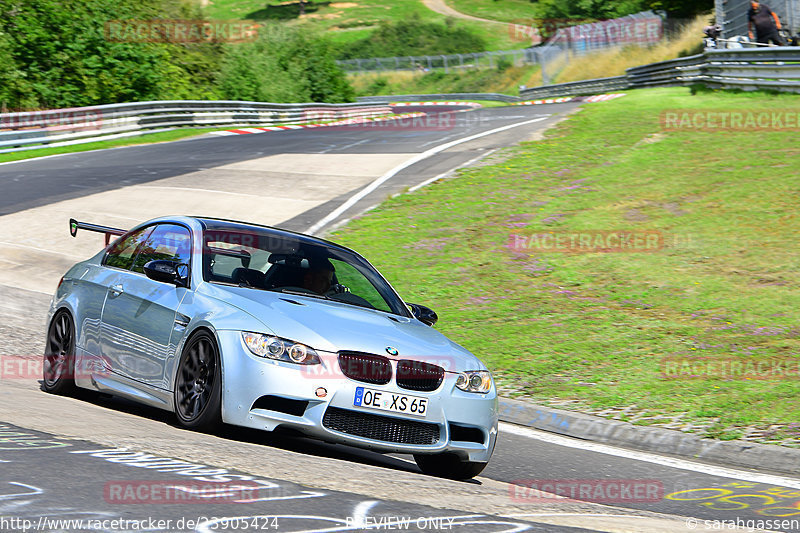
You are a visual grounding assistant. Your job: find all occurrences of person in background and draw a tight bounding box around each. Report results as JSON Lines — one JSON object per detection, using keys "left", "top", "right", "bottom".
{"left": 748, "top": 0, "right": 787, "bottom": 45}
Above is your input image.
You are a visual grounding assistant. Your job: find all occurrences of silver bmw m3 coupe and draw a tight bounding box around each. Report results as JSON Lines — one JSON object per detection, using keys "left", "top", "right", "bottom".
{"left": 45, "top": 216, "right": 497, "bottom": 478}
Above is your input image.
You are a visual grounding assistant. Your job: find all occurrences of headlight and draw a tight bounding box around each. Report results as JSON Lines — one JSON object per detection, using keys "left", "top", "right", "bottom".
{"left": 241, "top": 332, "right": 320, "bottom": 365}
{"left": 455, "top": 371, "right": 493, "bottom": 393}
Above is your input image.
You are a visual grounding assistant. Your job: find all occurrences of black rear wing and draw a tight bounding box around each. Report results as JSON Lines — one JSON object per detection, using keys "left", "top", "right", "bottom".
{"left": 69, "top": 218, "right": 127, "bottom": 245}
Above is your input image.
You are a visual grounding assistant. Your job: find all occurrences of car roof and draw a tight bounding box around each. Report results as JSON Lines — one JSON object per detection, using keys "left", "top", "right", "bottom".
{"left": 193, "top": 216, "right": 356, "bottom": 255}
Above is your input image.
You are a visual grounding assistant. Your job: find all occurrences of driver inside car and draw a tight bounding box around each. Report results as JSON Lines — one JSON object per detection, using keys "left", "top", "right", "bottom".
{"left": 302, "top": 258, "right": 335, "bottom": 295}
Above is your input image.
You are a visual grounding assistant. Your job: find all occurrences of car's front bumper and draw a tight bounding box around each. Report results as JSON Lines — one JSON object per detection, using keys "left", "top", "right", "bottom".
{"left": 217, "top": 330, "right": 498, "bottom": 463}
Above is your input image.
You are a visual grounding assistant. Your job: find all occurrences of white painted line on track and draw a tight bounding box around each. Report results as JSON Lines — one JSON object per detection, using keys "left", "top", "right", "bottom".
{"left": 0, "top": 145, "right": 136, "bottom": 167}
{"left": 136, "top": 185, "right": 266, "bottom": 199}
{"left": 306, "top": 116, "right": 549, "bottom": 235}
{"left": 504, "top": 513, "right": 655, "bottom": 519}
{"left": 350, "top": 500, "right": 379, "bottom": 528}
{"left": 407, "top": 148, "right": 498, "bottom": 193}
{"left": 500, "top": 422, "right": 800, "bottom": 488}
{"left": 319, "top": 138, "right": 370, "bottom": 154}
{"left": 0, "top": 241, "right": 79, "bottom": 258}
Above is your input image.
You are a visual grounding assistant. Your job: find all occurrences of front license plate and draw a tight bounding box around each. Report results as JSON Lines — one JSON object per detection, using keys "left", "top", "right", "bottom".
{"left": 353, "top": 387, "right": 428, "bottom": 417}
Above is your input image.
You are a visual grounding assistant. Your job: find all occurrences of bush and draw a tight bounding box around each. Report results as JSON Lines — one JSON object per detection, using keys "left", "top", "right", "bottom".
{"left": 536, "top": 0, "right": 713, "bottom": 20}
{"left": 496, "top": 57, "right": 513, "bottom": 72}
{"left": 218, "top": 24, "right": 354, "bottom": 103}
{"left": 338, "top": 14, "right": 486, "bottom": 59}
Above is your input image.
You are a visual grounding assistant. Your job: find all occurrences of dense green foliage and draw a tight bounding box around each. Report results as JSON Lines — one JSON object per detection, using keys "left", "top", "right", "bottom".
{"left": 0, "top": 0, "right": 223, "bottom": 109}
{"left": 536, "top": 0, "right": 713, "bottom": 20}
{"left": 337, "top": 15, "right": 487, "bottom": 60}
{"left": 0, "top": 0, "right": 352, "bottom": 110}
{"left": 220, "top": 24, "right": 353, "bottom": 103}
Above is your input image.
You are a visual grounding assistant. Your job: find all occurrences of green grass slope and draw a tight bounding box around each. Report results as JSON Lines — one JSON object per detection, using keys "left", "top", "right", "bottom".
{"left": 332, "top": 87, "right": 800, "bottom": 444}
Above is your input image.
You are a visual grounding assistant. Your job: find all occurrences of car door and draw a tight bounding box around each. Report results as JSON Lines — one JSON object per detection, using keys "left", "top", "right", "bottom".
{"left": 99, "top": 223, "right": 192, "bottom": 390}
{"left": 77, "top": 226, "right": 153, "bottom": 358}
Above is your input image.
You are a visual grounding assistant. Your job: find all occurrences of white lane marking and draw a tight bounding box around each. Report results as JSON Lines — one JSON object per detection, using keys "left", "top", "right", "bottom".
{"left": 350, "top": 500, "right": 379, "bottom": 527}
{"left": 0, "top": 241, "right": 80, "bottom": 258}
{"left": 234, "top": 490, "right": 326, "bottom": 503}
{"left": 319, "top": 138, "right": 370, "bottom": 154}
{"left": 136, "top": 185, "right": 266, "bottom": 199}
{"left": 448, "top": 520, "right": 530, "bottom": 533}
{"left": 500, "top": 422, "right": 800, "bottom": 488}
{"left": 0, "top": 482, "right": 44, "bottom": 500}
{"left": 306, "top": 117, "right": 549, "bottom": 234}
{"left": 0, "top": 145, "right": 136, "bottom": 167}
{"left": 504, "top": 513, "right": 655, "bottom": 519}
{"left": 407, "top": 148, "right": 498, "bottom": 193}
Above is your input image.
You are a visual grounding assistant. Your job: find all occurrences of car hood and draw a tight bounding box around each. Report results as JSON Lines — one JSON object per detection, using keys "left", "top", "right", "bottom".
{"left": 200, "top": 283, "right": 484, "bottom": 372}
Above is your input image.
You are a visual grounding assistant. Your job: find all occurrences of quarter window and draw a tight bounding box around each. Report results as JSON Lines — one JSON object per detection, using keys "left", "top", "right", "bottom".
{"left": 132, "top": 224, "right": 192, "bottom": 274}
{"left": 103, "top": 227, "right": 154, "bottom": 271}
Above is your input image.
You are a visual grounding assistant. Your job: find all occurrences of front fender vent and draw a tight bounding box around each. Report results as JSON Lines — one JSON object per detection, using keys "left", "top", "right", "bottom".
{"left": 251, "top": 395, "right": 308, "bottom": 417}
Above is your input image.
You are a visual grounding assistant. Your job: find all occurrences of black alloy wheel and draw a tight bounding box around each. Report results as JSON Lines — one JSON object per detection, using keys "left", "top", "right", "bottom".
{"left": 174, "top": 331, "right": 222, "bottom": 431}
{"left": 42, "top": 310, "right": 77, "bottom": 394}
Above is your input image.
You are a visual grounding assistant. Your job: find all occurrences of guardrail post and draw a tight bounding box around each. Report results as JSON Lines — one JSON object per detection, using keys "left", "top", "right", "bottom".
{"left": 442, "top": 55, "right": 448, "bottom": 73}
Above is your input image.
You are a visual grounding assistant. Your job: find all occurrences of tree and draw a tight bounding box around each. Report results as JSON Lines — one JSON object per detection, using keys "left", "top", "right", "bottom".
{"left": 0, "top": 0, "right": 223, "bottom": 109}
{"left": 218, "top": 23, "right": 353, "bottom": 103}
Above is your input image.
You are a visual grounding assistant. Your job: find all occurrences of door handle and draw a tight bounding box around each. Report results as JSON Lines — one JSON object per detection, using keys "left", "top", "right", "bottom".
{"left": 108, "top": 284, "right": 124, "bottom": 296}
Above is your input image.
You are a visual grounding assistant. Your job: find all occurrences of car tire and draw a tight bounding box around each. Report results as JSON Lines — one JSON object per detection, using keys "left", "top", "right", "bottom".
{"left": 413, "top": 453, "right": 487, "bottom": 480}
{"left": 174, "top": 330, "right": 222, "bottom": 432}
{"left": 42, "top": 310, "right": 77, "bottom": 395}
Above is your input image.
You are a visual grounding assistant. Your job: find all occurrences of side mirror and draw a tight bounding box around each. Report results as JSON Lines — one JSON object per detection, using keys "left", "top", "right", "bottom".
{"left": 408, "top": 303, "right": 438, "bottom": 327}
{"left": 143, "top": 260, "right": 189, "bottom": 288}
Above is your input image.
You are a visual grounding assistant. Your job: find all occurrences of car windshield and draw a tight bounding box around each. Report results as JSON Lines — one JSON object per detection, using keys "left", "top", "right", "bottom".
{"left": 202, "top": 227, "right": 409, "bottom": 317}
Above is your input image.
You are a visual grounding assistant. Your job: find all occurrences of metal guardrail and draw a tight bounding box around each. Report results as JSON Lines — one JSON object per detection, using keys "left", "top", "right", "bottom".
{"left": 0, "top": 100, "right": 392, "bottom": 153}
{"left": 520, "top": 47, "right": 800, "bottom": 98}
{"left": 357, "top": 93, "right": 520, "bottom": 104}
{"left": 518, "top": 76, "right": 631, "bottom": 99}
{"left": 338, "top": 49, "right": 538, "bottom": 73}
